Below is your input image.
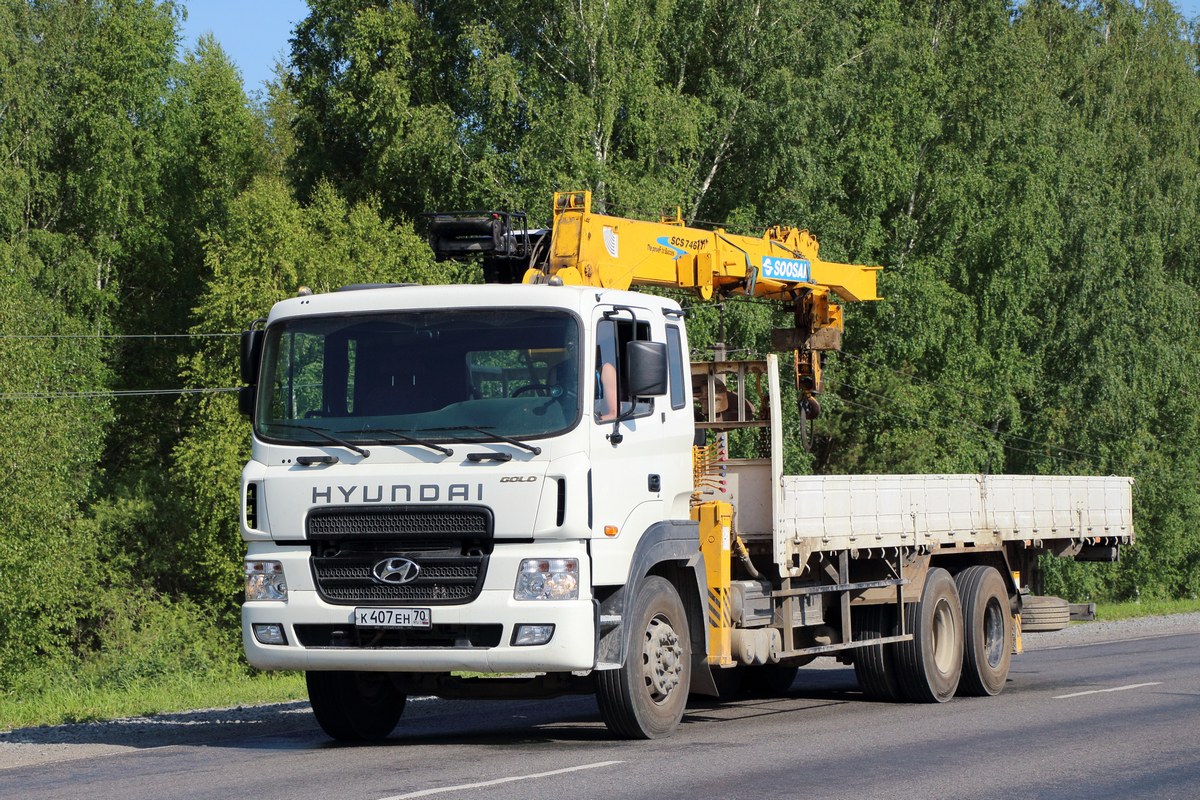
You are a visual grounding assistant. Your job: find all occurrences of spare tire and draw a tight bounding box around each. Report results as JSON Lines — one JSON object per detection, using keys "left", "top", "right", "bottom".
{"left": 1021, "top": 594, "right": 1071, "bottom": 632}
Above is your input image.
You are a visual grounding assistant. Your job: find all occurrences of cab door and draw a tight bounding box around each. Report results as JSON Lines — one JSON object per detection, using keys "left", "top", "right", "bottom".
{"left": 588, "top": 305, "right": 672, "bottom": 584}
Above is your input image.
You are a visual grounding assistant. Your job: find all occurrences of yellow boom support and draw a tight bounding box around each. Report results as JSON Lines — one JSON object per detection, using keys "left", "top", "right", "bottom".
{"left": 525, "top": 190, "right": 882, "bottom": 402}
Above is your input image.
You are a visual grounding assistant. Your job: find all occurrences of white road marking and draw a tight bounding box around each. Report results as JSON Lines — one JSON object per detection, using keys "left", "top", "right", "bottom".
{"left": 1054, "top": 681, "right": 1162, "bottom": 699}
{"left": 376, "top": 760, "right": 625, "bottom": 799}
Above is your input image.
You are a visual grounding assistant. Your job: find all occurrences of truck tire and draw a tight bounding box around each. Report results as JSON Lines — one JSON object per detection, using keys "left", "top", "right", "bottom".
{"left": 954, "top": 566, "right": 1013, "bottom": 697}
{"left": 306, "top": 670, "right": 406, "bottom": 741}
{"left": 895, "top": 567, "right": 963, "bottom": 703}
{"left": 1021, "top": 594, "right": 1071, "bottom": 632}
{"left": 853, "top": 604, "right": 901, "bottom": 701}
{"left": 595, "top": 576, "right": 692, "bottom": 739}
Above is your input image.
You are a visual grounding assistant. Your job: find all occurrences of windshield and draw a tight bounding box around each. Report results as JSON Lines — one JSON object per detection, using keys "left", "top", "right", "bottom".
{"left": 255, "top": 308, "right": 581, "bottom": 446}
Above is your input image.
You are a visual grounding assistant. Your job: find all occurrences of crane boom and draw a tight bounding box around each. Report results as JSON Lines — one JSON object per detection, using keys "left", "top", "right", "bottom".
{"left": 531, "top": 190, "right": 880, "bottom": 304}
{"left": 523, "top": 191, "right": 882, "bottom": 417}
{"left": 424, "top": 190, "right": 882, "bottom": 425}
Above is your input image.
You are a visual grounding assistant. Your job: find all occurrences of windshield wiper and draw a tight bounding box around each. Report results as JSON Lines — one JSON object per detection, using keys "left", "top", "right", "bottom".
{"left": 374, "top": 429, "right": 454, "bottom": 458}
{"left": 429, "top": 426, "right": 542, "bottom": 456}
{"left": 269, "top": 423, "right": 370, "bottom": 458}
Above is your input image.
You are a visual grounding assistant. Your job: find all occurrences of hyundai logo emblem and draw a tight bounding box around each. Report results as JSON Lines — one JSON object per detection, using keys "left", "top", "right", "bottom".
{"left": 373, "top": 557, "right": 421, "bottom": 585}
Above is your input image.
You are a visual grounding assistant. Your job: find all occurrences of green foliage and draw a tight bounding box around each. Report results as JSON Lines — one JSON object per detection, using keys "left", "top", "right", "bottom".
{"left": 288, "top": 1, "right": 462, "bottom": 214}
{"left": 3, "top": 0, "right": 1200, "bottom": 703}
{"left": 0, "top": 585, "right": 300, "bottom": 729}
{"left": 1096, "top": 596, "right": 1200, "bottom": 621}
{"left": 0, "top": 669, "right": 306, "bottom": 731}
{"left": 171, "top": 177, "right": 449, "bottom": 605}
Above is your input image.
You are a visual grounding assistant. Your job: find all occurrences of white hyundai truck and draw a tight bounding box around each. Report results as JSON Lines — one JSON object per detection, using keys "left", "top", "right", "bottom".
{"left": 237, "top": 194, "right": 1134, "bottom": 739}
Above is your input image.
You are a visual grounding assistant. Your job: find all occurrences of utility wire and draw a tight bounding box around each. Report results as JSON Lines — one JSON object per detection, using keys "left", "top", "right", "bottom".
{"left": 831, "top": 394, "right": 1106, "bottom": 468}
{"left": 835, "top": 378, "right": 1108, "bottom": 464}
{"left": 834, "top": 349, "right": 1159, "bottom": 454}
{"left": 831, "top": 380, "right": 1124, "bottom": 472}
{"left": 837, "top": 350, "right": 1001, "bottom": 405}
{"left": 0, "top": 388, "right": 239, "bottom": 400}
{"left": 0, "top": 332, "right": 238, "bottom": 340}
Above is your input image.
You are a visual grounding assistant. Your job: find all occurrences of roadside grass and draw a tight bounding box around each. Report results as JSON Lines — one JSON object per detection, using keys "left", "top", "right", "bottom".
{"left": 0, "top": 671, "right": 306, "bottom": 732}
{"left": 1095, "top": 596, "right": 1200, "bottom": 621}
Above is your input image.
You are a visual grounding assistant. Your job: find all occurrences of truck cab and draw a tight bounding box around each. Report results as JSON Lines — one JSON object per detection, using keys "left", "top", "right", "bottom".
{"left": 240, "top": 283, "right": 700, "bottom": 737}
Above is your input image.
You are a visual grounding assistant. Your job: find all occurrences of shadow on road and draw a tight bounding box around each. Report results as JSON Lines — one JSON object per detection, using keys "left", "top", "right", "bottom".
{"left": 0, "top": 701, "right": 316, "bottom": 749}
{"left": 0, "top": 666, "right": 866, "bottom": 754}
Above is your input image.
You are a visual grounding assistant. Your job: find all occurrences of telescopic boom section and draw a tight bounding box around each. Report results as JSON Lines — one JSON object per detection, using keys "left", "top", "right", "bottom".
{"left": 530, "top": 190, "right": 880, "bottom": 304}
{"left": 525, "top": 190, "right": 882, "bottom": 404}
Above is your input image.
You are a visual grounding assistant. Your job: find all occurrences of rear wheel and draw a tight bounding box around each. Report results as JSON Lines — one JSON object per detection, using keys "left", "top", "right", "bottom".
{"left": 895, "top": 568, "right": 963, "bottom": 703}
{"left": 853, "top": 604, "right": 901, "bottom": 701}
{"left": 955, "top": 566, "right": 1013, "bottom": 697}
{"left": 306, "top": 671, "right": 406, "bottom": 741}
{"left": 596, "top": 576, "right": 692, "bottom": 739}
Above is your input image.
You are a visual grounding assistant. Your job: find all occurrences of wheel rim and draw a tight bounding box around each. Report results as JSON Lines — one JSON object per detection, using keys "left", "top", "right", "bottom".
{"left": 931, "top": 598, "right": 958, "bottom": 674}
{"left": 642, "top": 614, "right": 684, "bottom": 703}
{"left": 982, "top": 597, "right": 1005, "bottom": 668}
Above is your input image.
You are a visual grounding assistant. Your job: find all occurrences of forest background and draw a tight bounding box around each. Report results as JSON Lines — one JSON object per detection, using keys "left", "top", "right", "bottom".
{"left": 1, "top": 0, "right": 1198, "bottom": 702}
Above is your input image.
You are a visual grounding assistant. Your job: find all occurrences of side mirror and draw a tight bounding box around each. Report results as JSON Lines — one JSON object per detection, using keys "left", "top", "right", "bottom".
{"left": 626, "top": 341, "right": 668, "bottom": 397}
{"left": 240, "top": 329, "right": 264, "bottom": 385}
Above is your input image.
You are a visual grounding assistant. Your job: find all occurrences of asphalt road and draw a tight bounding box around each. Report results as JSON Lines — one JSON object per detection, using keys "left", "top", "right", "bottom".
{"left": 2, "top": 622, "right": 1198, "bottom": 800}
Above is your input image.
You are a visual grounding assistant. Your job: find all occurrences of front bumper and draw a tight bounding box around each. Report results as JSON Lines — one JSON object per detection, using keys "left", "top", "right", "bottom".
{"left": 242, "top": 540, "right": 596, "bottom": 673}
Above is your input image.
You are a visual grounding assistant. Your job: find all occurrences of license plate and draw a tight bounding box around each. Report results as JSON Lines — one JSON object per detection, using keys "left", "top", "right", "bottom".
{"left": 354, "top": 607, "right": 432, "bottom": 629}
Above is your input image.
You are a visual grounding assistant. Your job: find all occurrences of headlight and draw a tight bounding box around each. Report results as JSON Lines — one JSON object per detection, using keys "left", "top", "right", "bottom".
{"left": 245, "top": 560, "right": 287, "bottom": 601}
{"left": 514, "top": 558, "right": 579, "bottom": 600}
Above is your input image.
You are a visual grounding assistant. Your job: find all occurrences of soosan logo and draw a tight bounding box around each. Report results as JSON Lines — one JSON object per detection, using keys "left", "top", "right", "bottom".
{"left": 760, "top": 256, "right": 812, "bottom": 283}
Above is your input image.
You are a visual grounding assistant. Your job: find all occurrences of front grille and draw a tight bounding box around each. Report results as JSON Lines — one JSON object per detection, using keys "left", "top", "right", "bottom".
{"left": 306, "top": 505, "right": 493, "bottom": 606}
{"left": 311, "top": 552, "right": 485, "bottom": 603}
{"left": 294, "top": 623, "right": 503, "bottom": 649}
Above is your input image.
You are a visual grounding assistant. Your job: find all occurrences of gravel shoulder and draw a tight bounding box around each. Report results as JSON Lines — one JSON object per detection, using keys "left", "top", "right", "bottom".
{"left": 1019, "top": 610, "right": 1200, "bottom": 651}
{"left": 3, "top": 612, "right": 1197, "bottom": 771}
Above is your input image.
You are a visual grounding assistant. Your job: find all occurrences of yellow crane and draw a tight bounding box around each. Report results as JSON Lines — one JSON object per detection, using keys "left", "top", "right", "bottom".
{"left": 523, "top": 190, "right": 882, "bottom": 422}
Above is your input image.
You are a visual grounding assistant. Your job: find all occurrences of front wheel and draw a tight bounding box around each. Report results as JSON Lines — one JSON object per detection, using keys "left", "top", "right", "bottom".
{"left": 306, "top": 671, "right": 406, "bottom": 741}
{"left": 596, "top": 576, "right": 692, "bottom": 739}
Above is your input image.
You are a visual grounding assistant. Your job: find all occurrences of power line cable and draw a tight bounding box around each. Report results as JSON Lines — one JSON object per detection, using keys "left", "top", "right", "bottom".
{"left": 834, "top": 349, "right": 1163, "bottom": 453}
{"left": 831, "top": 379, "right": 1126, "bottom": 472}
{"left": 0, "top": 332, "right": 238, "bottom": 340}
{"left": 835, "top": 377, "right": 1108, "bottom": 463}
{"left": 0, "top": 388, "right": 239, "bottom": 400}
{"left": 831, "top": 393, "right": 1106, "bottom": 468}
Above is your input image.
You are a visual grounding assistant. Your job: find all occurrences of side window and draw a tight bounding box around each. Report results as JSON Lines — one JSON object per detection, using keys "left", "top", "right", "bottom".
{"left": 594, "top": 316, "right": 653, "bottom": 422}
{"left": 595, "top": 319, "right": 619, "bottom": 422}
{"left": 666, "top": 325, "right": 686, "bottom": 410}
